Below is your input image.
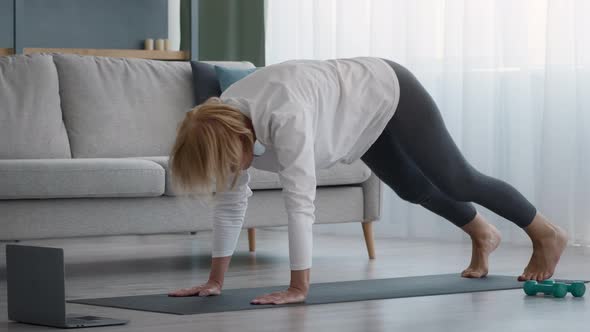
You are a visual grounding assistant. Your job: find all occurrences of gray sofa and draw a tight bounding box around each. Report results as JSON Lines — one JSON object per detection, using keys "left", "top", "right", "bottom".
{"left": 0, "top": 54, "right": 382, "bottom": 258}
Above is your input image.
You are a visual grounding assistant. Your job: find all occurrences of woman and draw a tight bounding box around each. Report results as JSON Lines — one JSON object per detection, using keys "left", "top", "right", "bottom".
{"left": 168, "top": 57, "right": 567, "bottom": 305}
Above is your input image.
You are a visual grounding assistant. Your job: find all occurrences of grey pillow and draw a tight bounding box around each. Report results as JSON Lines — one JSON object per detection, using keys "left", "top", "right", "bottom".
{"left": 0, "top": 54, "right": 71, "bottom": 159}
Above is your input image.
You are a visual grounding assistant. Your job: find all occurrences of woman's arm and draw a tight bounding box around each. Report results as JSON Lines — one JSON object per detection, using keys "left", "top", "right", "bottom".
{"left": 208, "top": 255, "right": 232, "bottom": 288}
{"left": 211, "top": 171, "right": 253, "bottom": 258}
{"left": 210, "top": 171, "right": 253, "bottom": 283}
{"left": 168, "top": 172, "right": 252, "bottom": 297}
{"left": 251, "top": 107, "right": 317, "bottom": 305}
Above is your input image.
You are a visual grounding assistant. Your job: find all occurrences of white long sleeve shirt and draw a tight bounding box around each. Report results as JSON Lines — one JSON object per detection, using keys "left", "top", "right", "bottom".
{"left": 212, "top": 57, "right": 400, "bottom": 270}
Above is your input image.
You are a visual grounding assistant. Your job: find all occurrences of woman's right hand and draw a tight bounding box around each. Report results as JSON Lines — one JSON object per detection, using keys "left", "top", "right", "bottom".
{"left": 167, "top": 280, "right": 222, "bottom": 297}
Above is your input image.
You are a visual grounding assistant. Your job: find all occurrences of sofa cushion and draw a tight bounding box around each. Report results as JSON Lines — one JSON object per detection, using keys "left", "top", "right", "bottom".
{"left": 248, "top": 159, "right": 372, "bottom": 190}
{"left": 137, "top": 156, "right": 177, "bottom": 196}
{"left": 53, "top": 55, "right": 257, "bottom": 158}
{"left": 0, "top": 54, "right": 71, "bottom": 159}
{"left": 0, "top": 158, "right": 165, "bottom": 199}
{"left": 53, "top": 54, "right": 196, "bottom": 158}
{"left": 190, "top": 60, "right": 256, "bottom": 105}
{"left": 139, "top": 156, "right": 371, "bottom": 196}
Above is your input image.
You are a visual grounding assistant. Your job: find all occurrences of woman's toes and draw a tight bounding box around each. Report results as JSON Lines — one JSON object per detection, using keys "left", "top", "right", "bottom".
{"left": 168, "top": 289, "right": 185, "bottom": 296}
{"left": 518, "top": 272, "right": 531, "bottom": 281}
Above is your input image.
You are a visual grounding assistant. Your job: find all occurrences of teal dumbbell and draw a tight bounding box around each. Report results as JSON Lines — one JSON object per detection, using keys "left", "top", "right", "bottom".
{"left": 523, "top": 280, "right": 586, "bottom": 298}
{"left": 546, "top": 280, "right": 586, "bottom": 297}
{"left": 565, "top": 282, "right": 586, "bottom": 297}
{"left": 523, "top": 280, "right": 568, "bottom": 298}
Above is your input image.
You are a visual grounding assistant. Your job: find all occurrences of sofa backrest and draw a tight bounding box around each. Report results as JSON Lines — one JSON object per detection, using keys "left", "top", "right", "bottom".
{"left": 53, "top": 54, "right": 254, "bottom": 158}
{"left": 0, "top": 54, "right": 71, "bottom": 159}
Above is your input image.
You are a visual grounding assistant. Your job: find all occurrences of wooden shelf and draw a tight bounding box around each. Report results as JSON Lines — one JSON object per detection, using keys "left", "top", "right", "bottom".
{"left": 22, "top": 48, "right": 190, "bottom": 60}
{"left": 0, "top": 48, "right": 15, "bottom": 56}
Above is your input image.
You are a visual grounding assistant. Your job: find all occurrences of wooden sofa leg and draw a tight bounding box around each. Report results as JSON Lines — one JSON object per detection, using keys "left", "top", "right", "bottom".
{"left": 248, "top": 228, "right": 256, "bottom": 252}
{"left": 362, "top": 222, "right": 376, "bottom": 259}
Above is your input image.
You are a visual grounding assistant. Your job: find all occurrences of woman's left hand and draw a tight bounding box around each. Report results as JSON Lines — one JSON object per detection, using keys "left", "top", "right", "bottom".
{"left": 250, "top": 286, "right": 307, "bottom": 305}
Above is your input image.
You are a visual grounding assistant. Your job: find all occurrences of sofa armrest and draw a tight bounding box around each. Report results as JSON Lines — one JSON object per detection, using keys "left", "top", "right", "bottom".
{"left": 361, "top": 169, "right": 383, "bottom": 222}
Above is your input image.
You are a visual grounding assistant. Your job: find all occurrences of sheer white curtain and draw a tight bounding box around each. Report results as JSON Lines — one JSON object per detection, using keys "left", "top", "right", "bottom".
{"left": 265, "top": 0, "right": 590, "bottom": 245}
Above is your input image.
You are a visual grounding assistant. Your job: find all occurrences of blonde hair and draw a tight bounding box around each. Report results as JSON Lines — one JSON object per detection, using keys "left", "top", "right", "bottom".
{"left": 170, "top": 97, "right": 254, "bottom": 195}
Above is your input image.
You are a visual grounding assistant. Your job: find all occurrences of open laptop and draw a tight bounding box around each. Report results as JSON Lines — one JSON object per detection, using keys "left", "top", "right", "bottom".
{"left": 6, "top": 244, "right": 128, "bottom": 328}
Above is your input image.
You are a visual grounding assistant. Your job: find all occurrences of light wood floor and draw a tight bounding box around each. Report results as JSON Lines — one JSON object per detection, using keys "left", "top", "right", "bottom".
{"left": 1, "top": 228, "right": 589, "bottom": 332}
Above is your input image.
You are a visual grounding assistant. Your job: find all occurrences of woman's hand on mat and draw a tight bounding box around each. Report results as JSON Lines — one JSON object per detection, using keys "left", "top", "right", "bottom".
{"left": 167, "top": 280, "right": 222, "bottom": 297}
{"left": 251, "top": 269, "right": 310, "bottom": 305}
{"left": 250, "top": 286, "right": 307, "bottom": 305}
{"left": 167, "top": 256, "right": 231, "bottom": 297}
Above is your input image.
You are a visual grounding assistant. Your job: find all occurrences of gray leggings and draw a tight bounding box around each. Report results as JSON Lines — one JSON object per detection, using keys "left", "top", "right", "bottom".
{"left": 360, "top": 59, "right": 537, "bottom": 228}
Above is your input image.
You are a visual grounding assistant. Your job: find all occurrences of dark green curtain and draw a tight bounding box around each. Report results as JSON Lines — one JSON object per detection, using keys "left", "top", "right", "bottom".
{"left": 181, "top": 0, "right": 265, "bottom": 67}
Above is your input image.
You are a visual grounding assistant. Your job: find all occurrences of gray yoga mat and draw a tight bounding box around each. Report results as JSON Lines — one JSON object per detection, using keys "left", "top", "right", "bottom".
{"left": 68, "top": 274, "right": 583, "bottom": 315}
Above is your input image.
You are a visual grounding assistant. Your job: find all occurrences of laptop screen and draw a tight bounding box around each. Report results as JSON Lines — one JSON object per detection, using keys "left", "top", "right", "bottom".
{"left": 6, "top": 245, "right": 67, "bottom": 326}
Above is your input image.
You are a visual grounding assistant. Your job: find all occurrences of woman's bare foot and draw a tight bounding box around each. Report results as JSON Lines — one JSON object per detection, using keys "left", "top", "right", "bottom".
{"left": 460, "top": 213, "right": 502, "bottom": 278}
{"left": 518, "top": 213, "right": 568, "bottom": 281}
